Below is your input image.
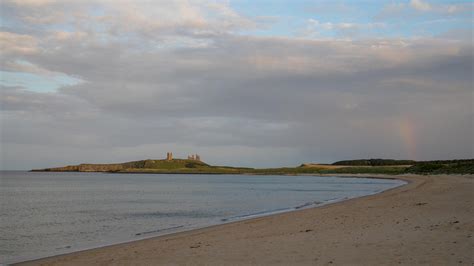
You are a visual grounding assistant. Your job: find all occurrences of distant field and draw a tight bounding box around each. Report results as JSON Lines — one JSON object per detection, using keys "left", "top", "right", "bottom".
{"left": 299, "top": 164, "right": 347, "bottom": 169}
{"left": 301, "top": 163, "right": 411, "bottom": 169}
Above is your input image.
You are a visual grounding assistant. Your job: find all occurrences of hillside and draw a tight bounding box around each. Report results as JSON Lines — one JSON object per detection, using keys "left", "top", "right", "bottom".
{"left": 404, "top": 159, "right": 474, "bottom": 174}
{"left": 332, "top": 159, "right": 416, "bottom": 166}
{"left": 32, "top": 158, "right": 474, "bottom": 175}
{"left": 32, "top": 159, "right": 212, "bottom": 172}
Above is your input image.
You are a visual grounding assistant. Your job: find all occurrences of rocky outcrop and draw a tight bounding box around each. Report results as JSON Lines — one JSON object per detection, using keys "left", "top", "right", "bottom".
{"left": 78, "top": 164, "right": 124, "bottom": 172}
{"left": 33, "top": 163, "right": 124, "bottom": 172}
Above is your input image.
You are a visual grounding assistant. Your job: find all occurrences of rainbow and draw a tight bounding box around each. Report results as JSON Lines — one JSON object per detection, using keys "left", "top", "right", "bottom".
{"left": 398, "top": 118, "right": 417, "bottom": 160}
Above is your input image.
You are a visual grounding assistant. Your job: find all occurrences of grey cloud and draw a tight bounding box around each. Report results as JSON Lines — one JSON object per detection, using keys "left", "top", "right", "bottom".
{"left": 1, "top": 2, "right": 473, "bottom": 170}
{"left": 376, "top": 1, "right": 473, "bottom": 21}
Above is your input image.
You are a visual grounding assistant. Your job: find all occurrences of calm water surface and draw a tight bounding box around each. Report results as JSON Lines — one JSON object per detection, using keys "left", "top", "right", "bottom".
{"left": 0, "top": 171, "right": 404, "bottom": 263}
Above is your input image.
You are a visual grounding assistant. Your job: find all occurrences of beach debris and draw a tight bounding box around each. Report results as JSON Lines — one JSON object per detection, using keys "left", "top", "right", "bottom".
{"left": 190, "top": 242, "right": 202, "bottom": 248}
{"left": 135, "top": 225, "right": 185, "bottom": 236}
{"left": 415, "top": 202, "right": 428, "bottom": 206}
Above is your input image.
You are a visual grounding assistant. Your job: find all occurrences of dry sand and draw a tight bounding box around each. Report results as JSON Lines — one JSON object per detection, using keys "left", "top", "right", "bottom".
{"left": 18, "top": 174, "right": 473, "bottom": 266}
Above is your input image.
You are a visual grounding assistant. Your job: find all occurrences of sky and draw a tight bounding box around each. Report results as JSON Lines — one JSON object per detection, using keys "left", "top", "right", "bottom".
{"left": 0, "top": 0, "right": 473, "bottom": 170}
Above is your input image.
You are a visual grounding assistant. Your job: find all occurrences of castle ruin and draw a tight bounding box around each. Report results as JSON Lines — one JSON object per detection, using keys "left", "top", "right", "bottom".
{"left": 166, "top": 152, "right": 201, "bottom": 162}
{"left": 166, "top": 152, "right": 173, "bottom": 161}
{"left": 187, "top": 154, "right": 201, "bottom": 161}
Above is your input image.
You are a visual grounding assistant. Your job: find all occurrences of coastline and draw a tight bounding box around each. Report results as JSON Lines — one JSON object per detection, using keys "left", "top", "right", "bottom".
{"left": 17, "top": 174, "right": 473, "bottom": 265}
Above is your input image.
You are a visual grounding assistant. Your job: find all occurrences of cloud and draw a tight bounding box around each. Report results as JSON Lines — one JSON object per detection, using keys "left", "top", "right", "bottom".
{"left": 5, "top": 0, "right": 57, "bottom": 6}
{"left": 409, "top": 0, "right": 474, "bottom": 14}
{"left": 1, "top": 1, "right": 473, "bottom": 169}
{"left": 0, "top": 31, "right": 39, "bottom": 55}
{"left": 301, "top": 19, "right": 385, "bottom": 38}
{"left": 1, "top": 0, "right": 257, "bottom": 43}
{"left": 379, "top": 1, "right": 473, "bottom": 18}
{"left": 410, "top": 0, "right": 431, "bottom": 11}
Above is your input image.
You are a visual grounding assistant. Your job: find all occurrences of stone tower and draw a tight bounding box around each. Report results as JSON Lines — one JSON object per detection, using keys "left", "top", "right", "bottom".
{"left": 166, "top": 152, "right": 173, "bottom": 161}
{"left": 187, "top": 154, "right": 201, "bottom": 161}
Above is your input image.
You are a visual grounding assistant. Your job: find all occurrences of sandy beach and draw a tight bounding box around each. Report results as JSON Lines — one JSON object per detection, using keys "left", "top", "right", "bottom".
{"left": 18, "top": 174, "right": 473, "bottom": 266}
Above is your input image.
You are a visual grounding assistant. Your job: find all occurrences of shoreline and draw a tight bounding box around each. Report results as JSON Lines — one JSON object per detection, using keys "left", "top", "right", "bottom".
{"left": 10, "top": 174, "right": 404, "bottom": 264}
{"left": 17, "top": 174, "right": 473, "bottom": 265}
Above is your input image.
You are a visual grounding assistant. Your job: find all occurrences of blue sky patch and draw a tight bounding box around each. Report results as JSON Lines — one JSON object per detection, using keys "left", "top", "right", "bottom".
{"left": 0, "top": 71, "right": 83, "bottom": 93}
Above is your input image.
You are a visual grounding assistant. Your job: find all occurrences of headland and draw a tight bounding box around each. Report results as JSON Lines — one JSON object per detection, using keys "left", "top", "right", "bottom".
{"left": 31, "top": 154, "right": 474, "bottom": 175}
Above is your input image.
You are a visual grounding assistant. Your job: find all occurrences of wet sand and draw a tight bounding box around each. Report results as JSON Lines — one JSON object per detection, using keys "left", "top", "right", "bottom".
{"left": 18, "top": 174, "right": 473, "bottom": 265}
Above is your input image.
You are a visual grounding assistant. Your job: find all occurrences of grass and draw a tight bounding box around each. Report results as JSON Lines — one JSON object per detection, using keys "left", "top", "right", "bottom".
{"left": 140, "top": 159, "right": 210, "bottom": 169}
{"left": 405, "top": 162, "right": 474, "bottom": 175}
{"left": 35, "top": 158, "right": 474, "bottom": 175}
{"left": 319, "top": 166, "right": 406, "bottom": 175}
{"left": 118, "top": 165, "right": 408, "bottom": 175}
{"left": 126, "top": 161, "right": 472, "bottom": 175}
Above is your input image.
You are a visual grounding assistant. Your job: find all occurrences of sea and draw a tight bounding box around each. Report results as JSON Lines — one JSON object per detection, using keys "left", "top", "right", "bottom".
{"left": 0, "top": 171, "right": 405, "bottom": 264}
